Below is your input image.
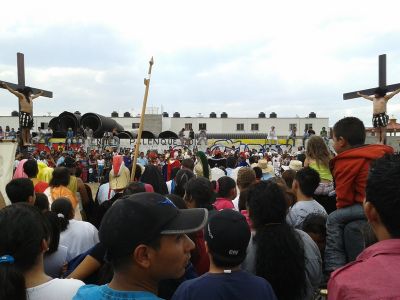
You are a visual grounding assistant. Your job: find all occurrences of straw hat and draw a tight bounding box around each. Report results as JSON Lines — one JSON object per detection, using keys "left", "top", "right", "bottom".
{"left": 257, "top": 159, "right": 274, "bottom": 174}
{"left": 282, "top": 160, "right": 303, "bottom": 171}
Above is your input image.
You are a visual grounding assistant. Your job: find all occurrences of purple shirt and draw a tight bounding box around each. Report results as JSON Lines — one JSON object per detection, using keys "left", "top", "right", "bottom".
{"left": 328, "top": 239, "right": 400, "bottom": 299}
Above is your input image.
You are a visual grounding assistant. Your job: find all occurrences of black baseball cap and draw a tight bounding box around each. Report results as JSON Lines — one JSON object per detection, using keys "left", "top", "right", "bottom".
{"left": 99, "top": 192, "right": 208, "bottom": 259}
{"left": 205, "top": 209, "right": 250, "bottom": 266}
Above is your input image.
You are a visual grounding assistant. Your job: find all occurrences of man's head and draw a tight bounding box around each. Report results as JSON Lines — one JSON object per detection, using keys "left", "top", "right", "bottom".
{"left": 99, "top": 193, "right": 207, "bottom": 282}
{"left": 293, "top": 167, "right": 320, "bottom": 198}
{"left": 5, "top": 178, "right": 35, "bottom": 204}
{"left": 333, "top": 117, "right": 366, "bottom": 153}
{"left": 365, "top": 154, "right": 400, "bottom": 239}
{"left": 181, "top": 158, "right": 194, "bottom": 171}
{"left": 205, "top": 209, "right": 251, "bottom": 268}
{"left": 23, "top": 159, "right": 39, "bottom": 178}
{"left": 374, "top": 87, "right": 387, "bottom": 98}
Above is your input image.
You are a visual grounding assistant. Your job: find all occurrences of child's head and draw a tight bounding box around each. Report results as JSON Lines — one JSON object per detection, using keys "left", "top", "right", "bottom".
{"left": 293, "top": 167, "right": 320, "bottom": 198}
{"left": 302, "top": 213, "right": 327, "bottom": 255}
{"left": 333, "top": 117, "right": 365, "bottom": 153}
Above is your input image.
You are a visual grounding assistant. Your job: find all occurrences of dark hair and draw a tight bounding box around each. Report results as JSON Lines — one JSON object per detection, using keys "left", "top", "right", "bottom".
{"left": 123, "top": 182, "right": 146, "bottom": 196}
{"left": 282, "top": 169, "right": 296, "bottom": 189}
{"left": 333, "top": 117, "right": 366, "bottom": 146}
{"left": 51, "top": 198, "right": 73, "bottom": 231}
{"left": 181, "top": 158, "right": 194, "bottom": 171}
{"left": 302, "top": 213, "right": 327, "bottom": 237}
{"left": 185, "top": 177, "right": 215, "bottom": 211}
{"left": 34, "top": 193, "right": 49, "bottom": 212}
{"left": 140, "top": 165, "right": 168, "bottom": 195}
{"left": 49, "top": 167, "right": 70, "bottom": 187}
{"left": 133, "top": 164, "right": 142, "bottom": 181}
{"left": 5, "top": 178, "right": 34, "bottom": 204}
{"left": 43, "top": 211, "right": 61, "bottom": 254}
{"left": 226, "top": 156, "right": 237, "bottom": 169}
{"left": 252, "top": 166, "right": 262, "bottom": 179}
{"left": 0, "top": 203, "right": 50, "bottom": 300}
{"left": 170, "top": 167, "right": 180, "bottom": 181}
{"left": 174, "top": 169, "right": 195, "bottom": 198}
{"left": 366, "top": 154, "right": 400, "bottom": 238}
{"left": 166, "top": 194, "right": 187, "bottom": 209}
{"left": 17, "top": 87, "right": 33, "bottom": 103}
{"left": 294, "top": 167, "right": 320, "bottom": 197}
{"left": 216, "top": 176, "right": 236, "bottom": 198}
{"left": 374, "top": 87, "right": 387, "bottom": 97}
{"left": 23, "top": 159, "right": 38, "bottom": 178}
{"left": 247, "top": 181, "right": 306, "bottom": 300}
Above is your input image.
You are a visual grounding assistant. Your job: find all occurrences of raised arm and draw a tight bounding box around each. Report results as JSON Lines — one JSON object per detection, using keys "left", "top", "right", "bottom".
{"left": 357, "top": 91, "right": 374, "bottom": 101}
{"left": 384, "top": 88, "right": 400, "bottom": 101}
{"left": 0, "top": 82, "right": 24, "bottom": 98}
{"left": 31, "top": 90, "right": 44, "bottom": 100}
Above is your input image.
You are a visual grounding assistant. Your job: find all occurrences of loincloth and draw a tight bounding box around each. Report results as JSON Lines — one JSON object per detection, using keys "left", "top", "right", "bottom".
{"left": 372, "top": 112, "right": 389, "bottom": 128}
{"left": 19, "top": 111, "right": 33, "bottom": 129}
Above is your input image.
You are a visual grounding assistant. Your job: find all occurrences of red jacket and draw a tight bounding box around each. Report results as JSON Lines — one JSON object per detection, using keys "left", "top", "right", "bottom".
{"left": 331, "top": 144, "right": 393, "bottom": 208}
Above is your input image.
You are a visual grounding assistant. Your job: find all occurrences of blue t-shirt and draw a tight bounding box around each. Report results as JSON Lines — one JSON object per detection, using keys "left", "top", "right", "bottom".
{"left": 73, "top": 284, "right": 163, "bottom": 300}
{"left": 172, "top": 270, "right": 277, "bottom": 300}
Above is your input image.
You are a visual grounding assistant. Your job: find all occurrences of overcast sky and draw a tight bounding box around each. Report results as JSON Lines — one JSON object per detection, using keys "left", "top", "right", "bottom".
{"left": 1, "top": 0, "right": 400, "bottom": 126}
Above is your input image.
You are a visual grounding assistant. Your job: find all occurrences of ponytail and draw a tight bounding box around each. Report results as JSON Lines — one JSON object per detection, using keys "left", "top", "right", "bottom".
{"left": 0, "top": 203, "right": 50, "bottom": 300}
{"left": 0, "top": 260, "right": 26, "bottom": 300}
{"left": 50, "top": 197, "right": 72, "bottom": 232}
{"left": 254, "top": 224, "right": 306, "bottom": 300}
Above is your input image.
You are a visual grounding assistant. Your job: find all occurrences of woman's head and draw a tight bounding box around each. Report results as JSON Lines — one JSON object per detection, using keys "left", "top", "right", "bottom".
{"left": 140, "top": 164, "right": 168, "bottom": 195}
{"left": 216, "top": 176, "right": 237, "bottom": 199}
{"left": 51, "top": 198, "right": 74, "bottom": 231}
{"left": 0, "top": 204, "right": 50, "bottom": 300}
{"left": 174, "top": 169, "right": 195, "bottom": 198}
{"left": 247, "top": 181, "right": 288, "bottom": 227}
{"left": 49, "top": 167, "right": 70, "bottom": 187}
{"left": 184, "top": 177, "right": 215, "bottom": 210}
{"left": 306, "top": 136, "right": 331, "bottom": 168}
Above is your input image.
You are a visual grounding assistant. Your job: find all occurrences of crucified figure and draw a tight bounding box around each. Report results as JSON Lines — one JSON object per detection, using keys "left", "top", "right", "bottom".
{"left": 357, "top": 87, "right": 400, "bottom": 144}
{"left": 1, "top": 82, "right": 43, "bottom": 146}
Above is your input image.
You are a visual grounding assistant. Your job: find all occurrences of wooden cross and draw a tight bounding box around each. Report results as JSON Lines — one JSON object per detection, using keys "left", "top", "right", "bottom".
{"left": 0, "top": 52, "right": 53, "bottom": 98}
{"left": 343, "top": 54, "right": 400, "bottom": 100}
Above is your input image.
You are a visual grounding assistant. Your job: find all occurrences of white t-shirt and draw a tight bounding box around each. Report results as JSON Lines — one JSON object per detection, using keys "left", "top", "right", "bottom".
{"left": 96, "top": 182, "right": 115, "bottom": 205}
{"left": 97, "top": 159, "right": 105, "bottom": 167}
{"left": 60, "top": 219, "right": 99, "bottom": 261}
{"left": 26, "top": 278, "right": 84, "bottom": 300}
{"left": 286, "top": 199, "right": 327, "bottom": 229}
{"left": 44, "top": 244, "right": 68, "bottom": 278}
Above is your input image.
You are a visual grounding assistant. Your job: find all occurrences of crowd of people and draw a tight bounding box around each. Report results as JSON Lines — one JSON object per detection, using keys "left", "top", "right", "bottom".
{"left": 1, "top": 116, "right": 399, "bottom": 300}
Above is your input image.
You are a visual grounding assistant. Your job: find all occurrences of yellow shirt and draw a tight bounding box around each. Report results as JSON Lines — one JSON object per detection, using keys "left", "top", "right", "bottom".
{"left": 309, "top": 161, "right": 333, "bottom": 181}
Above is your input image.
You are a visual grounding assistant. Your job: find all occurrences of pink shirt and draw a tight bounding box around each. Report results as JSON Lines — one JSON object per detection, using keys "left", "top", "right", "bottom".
{"left": 213, "top": 197, "right": 234, "bottom": 210}
{"left": 328, "top": 239, "right": 400, "bottom": 299}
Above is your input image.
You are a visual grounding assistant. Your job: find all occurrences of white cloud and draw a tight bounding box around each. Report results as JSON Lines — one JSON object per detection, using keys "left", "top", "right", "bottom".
{"left": 1, "top": 0, "right": 400, "bottom": 127}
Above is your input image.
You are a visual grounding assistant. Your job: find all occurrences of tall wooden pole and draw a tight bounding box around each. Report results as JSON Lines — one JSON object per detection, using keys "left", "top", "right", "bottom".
{"left": 131, "top": 57, "right": 154, "bottom": 181}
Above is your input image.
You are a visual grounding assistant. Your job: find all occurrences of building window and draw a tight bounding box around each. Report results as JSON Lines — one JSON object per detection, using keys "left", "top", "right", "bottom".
{"left": 40, "top": 122, "right": 49, "bottom": 129}
{"left": 237, "top": 123, "right": 244, "bottom": 131}
{"left": 289, "top": 123, "right": 297, "bottom": 131}
{"left": 199, "top": 123, "right": 207, "bottom": 130}
{"left": 132, "top": 123, "right": 140, "bottom": 129}
{"left": 305, "top": 123, "right": 313, "bottom": 130}
{"left": 185, "top": 123, "right": 192, "bottom": 130}
{"left": 251, "top": 123, "right": 259, "bottom": 131}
